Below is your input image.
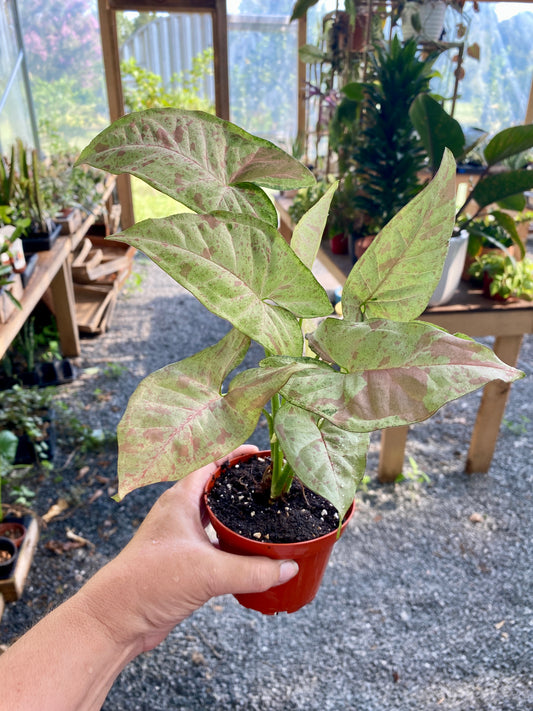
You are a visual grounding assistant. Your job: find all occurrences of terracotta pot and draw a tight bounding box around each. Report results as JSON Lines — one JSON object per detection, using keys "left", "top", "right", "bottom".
{"left": 0, "top": 536, "right": 17, "bottom": 579}
{"left": 0, "top": 521, "right": 26, "bottom": 548}
{"left": 204, "top": 450, "right": 355, "bottom": 615}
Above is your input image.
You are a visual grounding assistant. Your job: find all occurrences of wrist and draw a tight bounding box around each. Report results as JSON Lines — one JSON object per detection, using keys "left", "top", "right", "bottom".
{"left": 73, "top": 558, "right": 146, "bottom": 661}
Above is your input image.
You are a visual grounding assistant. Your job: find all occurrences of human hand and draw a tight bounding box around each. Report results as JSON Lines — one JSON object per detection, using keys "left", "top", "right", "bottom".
{"left": 79, "top": 445, "right": 298, "bottom": 654}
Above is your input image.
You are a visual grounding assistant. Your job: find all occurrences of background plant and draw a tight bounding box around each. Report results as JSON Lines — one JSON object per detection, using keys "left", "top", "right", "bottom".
{"left": 121, "top": 50, "right": 215, "bottom": 114}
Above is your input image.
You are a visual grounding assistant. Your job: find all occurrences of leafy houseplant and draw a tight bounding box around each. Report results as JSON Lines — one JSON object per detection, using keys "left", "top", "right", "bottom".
{"left": 78, "top": 108, "right": 522, "bottom": 613}
{"left": 0, "top": 386, "right": 54, "bottom": 466}
{"left": 4, "top": 140, "right": 62, "bottom": 253}
{"left": 409, "top": 93, "right": 533, "bottom": 258}
{"left": 330, "top": 38, "right": 437, "bottom": 241}
{"left": 469, "top": 252, "right": 533, "bottom": 302}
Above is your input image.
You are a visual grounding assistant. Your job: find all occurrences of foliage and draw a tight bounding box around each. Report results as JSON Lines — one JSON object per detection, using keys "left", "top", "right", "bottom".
{"left": 469, "top": 252, "right": 533, "bottom": 301}
{"left": 77, "top": 108, "right": 522, "bottom": 522}
{"left": 19, "top": 0, "right": 101, "bottom": 87}
{"left": 410, "top": 93, "right": 533, "bottom": 255}
{"left": 288, "top": 176, "right": 336, "bottom": 225}
{"left": 121, "top": 50, "right": 215, "bottom": 114}
{"left": 3, "top": 140, "right": 60, "bottom": 234}
{"left": 31, "top": 76, "right": 108, "bottom": 155}
{"left": 0, "top": 430, "right": 19, "bottom": 521}
{"left": 0, "top": 386, "right": 53, "bottom": 463}
{"left": 331, "top": 37, "right": 437, "bottom": 237}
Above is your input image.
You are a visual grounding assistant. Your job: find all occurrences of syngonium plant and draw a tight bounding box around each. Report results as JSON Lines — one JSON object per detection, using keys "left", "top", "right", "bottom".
{"left": 77, "top": 108, "right": 523, "bottom": 524}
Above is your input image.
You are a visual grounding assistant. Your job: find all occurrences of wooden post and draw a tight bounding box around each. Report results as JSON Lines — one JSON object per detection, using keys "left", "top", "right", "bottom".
{"left": 50, "top": 259, "right": 81, "bottom": 358}
{"left": 378, "top": 426, "right": 409, "bottom": 483}
{"left": 465, "top": 334, "right": 524, "bottom": 473}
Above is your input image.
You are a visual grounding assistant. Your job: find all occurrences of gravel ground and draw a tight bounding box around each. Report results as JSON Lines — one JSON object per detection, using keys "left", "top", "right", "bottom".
{"left": 1, "top": 253, "right": 532, "bottom": 710}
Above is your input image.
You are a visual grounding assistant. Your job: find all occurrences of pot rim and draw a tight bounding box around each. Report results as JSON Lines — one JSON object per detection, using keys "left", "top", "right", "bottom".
{"left": 204, "top": 449, "right": 355, "bottom": 548}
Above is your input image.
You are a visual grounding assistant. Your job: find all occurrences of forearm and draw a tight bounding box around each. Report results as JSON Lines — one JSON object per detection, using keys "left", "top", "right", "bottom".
{"left": 0, "top": 565, "right": 140, "bottom": 711}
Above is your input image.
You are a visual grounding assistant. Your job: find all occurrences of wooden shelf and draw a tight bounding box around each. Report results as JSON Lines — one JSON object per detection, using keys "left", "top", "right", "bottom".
{"left": 0, "top": 177, "right": 118, "bottom": 360}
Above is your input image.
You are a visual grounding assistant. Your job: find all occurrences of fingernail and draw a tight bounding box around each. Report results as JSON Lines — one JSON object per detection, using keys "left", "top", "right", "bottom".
{"left": 278, "top": 560, "right": 299, "bottom": 584}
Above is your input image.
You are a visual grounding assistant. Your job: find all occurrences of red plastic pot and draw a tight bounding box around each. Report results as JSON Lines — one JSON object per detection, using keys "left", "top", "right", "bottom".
{"left": 204, "top": 451, "right": 354, "bottom": 615}
{"left": 330, "top": 233, "right": 348, "bottom": 255}
{"left": 0, "top": 521, "right": 26, "bottom": 548}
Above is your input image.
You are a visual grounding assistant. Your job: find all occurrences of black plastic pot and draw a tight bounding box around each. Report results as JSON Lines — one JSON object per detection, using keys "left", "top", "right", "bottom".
{"left": 22, "top": 221, "right": 61, "bottom": 255}
{"left": 0, "top": 536, "right": 17, "bottom": 580}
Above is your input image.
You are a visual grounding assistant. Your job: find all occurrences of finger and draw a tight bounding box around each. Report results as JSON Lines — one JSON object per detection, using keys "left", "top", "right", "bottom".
{"left": 209, "top": 551, "right": 299, "bottom": 597}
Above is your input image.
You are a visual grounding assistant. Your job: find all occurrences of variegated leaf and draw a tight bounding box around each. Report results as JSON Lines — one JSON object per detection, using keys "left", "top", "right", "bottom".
{"left": 291, "top": 181, "right": 338, "bottom": 269}
{"left": 341, "top": 149, "right": 456, "bottom": 323}
{"left": 116, "top": 330, "right": 306, "bottom": 498}
{"left": 275, "top": 403, "right": 369, "bottom": 520}
{"left": 113, "top": 211, "right": 331, "bottom": 356}
{"left": 271, "top": 318, "right": 524, "bottom": 432}
{"left": 77, "top": 108, "right": 314, "bottom": 226}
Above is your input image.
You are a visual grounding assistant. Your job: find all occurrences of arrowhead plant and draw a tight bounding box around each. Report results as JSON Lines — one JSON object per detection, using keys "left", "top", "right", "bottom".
{"left": 78, "top": 108, "right": 523, "bottom": 525}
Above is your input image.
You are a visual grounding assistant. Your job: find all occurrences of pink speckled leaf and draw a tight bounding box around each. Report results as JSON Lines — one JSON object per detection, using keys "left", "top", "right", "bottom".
{"left": 274, "top": 403, "right": 369, "bottom": 520}
{"left": 116, "top": 329, "right": 306, "bottom": 498}
{"left": 342, "top": 149, "right": 456, "bottom": 323}
{"left": 267, "top": 318, "right": 523, "bottom": 432}
{"left": 290, "top": 181, "right": 338, "bottom": 269}
{"left": 112, "top": 211, "right": 331, "bottom": 356}
{"left": 77, "top": 108, "right": 314, "bottom": 226}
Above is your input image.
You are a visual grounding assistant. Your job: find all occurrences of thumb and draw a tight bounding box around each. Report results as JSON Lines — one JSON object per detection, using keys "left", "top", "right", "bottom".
{"left": 211, "top": 552, "right": 299, "bottom": 597}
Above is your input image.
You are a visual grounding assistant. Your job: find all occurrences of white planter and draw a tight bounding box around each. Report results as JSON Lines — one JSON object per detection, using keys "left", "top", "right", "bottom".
{"left": 428, "top": 230, "right": 469, "bottom": 307}
{"left": 402, "top": 0, "right": 447, "bottom": 42}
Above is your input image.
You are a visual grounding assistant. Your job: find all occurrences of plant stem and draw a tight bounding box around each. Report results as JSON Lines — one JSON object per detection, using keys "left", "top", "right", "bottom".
{"left": 268, "top": 394, "right": 295, "bottom": 500}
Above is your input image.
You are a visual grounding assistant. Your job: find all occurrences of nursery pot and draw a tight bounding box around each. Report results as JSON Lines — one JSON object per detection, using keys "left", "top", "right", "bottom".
{"left": 0, "top": 521, "right": 26, "bottom": 548}
{"left": 0, "top": 536, "right": 17, "bottom": 579}
{"left": 204, "top": 451, "right": 354, "bottom": 615}
{"left": 428, "top": 230, "right": 469, "bottom": 307}
{"left": 330, "top": 233, "right": 348, "bottom": 255}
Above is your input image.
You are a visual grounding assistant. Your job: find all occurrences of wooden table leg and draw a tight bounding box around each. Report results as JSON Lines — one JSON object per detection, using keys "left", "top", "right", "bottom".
{"left": 378, "top": 426, "right": 409, "bottom": 483}
{"left": 50, "top": 259, "right": 80, "bottom": 358}
{"left": 465, "top": 334, "right": 523, "bottom": 473}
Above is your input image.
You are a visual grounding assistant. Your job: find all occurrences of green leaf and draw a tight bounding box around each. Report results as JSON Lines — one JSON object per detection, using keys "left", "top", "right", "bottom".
{"left": 0, "top": 430, "right": 18, "bottom": 467}
{"left": 298, "top": 44, "right": 327, "bottom": 64}
{"left": 114, "top": 211, "right": 331, "bottom": 356}
{"left": 290, "top": 0, "right": 319, "bottom": 21}
{"left": 274, "top": 403, "right": 369, "bottom": 520}
{"left": 470, "top": 170, "right": 533, "bottom": 210}
{"left": 77, "top": 108, "right": 314, "bottom": 226}
{"left": 496, "top": 194, "right": 526, "bottom": 212}
{"left": 409, "top": 94, "right": 465, "bottom": 171}
{"left": 490, "top": 210, "right": 526, "bottom": 258}
{"left": 483, "top": 124, "right": 533, "bottom": 166}
{"left": 116, "top": 330, "right": 305, "bottom": 498}
{"left": 341, "top": 82, "right": 366, "bottom": 102}
{"left": 279, "top": 318, "right": 524, "bottom": 432}
{"left": 291, "top": 181, "right": 338, "bottom": 269}
{"left": 341, "top": 149, "right": 456, "bottom": 323}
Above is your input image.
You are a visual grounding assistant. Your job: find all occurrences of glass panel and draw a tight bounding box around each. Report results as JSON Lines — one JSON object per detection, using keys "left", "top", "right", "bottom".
{"left": 0, "top": 0, "right": 21, "bottom": 100}
{"left": 426, "top": 2, "right": 533, "bottom": 133}
{"left": 118, "top": 10, "right": 215, "bottom": 114}
{"left": 0, "top": 69, "right": 34, "bottom": 151}
{"left": 117, "top": 10, "right": 216, "bottom": 220}
{"left": 227, "top": 1, "right": 298, "bottom": 151}
{"left": 18, "top": 0, "right": 109, "bottom": 154}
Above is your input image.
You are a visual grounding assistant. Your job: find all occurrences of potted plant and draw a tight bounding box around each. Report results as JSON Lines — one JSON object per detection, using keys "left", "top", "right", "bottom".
{"left": 77, "top": 108, "right": 522, "bottom": 614}
{"left": 329, "top": 37, "right": 438, "bottom": 258}
{"left": 7, "top": 140, "right": 62, "bottom": 255}
{"left": 410, "top": 93, "right": 533, "bottom": 259}
{"left": 0, "top": 429, "right": 27, "bottom": 548}
{"left": 0, "top": 535, "right": 17, "bottom": 579}
{"left": 469, "top": 252, "right": 533, "bottom": 302}
{"left": 0, "top": 385, "right": 55, "bottom": 465}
